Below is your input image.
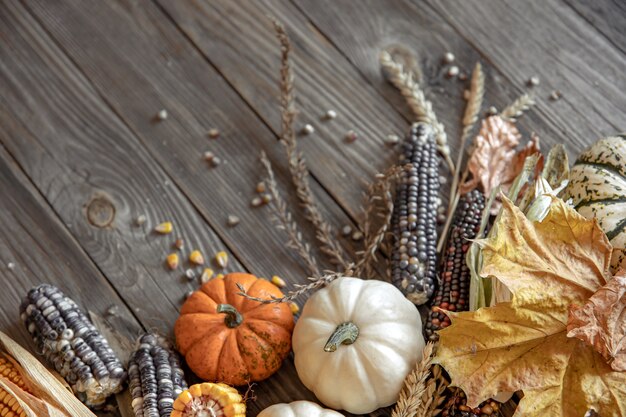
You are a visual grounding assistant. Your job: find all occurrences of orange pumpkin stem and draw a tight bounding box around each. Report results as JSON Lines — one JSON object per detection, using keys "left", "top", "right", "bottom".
{"left": 323, "top": 322, "right": 359, "bottom": 352}
{"left": 217, "top": 304, "right": 243, "bottom": 328}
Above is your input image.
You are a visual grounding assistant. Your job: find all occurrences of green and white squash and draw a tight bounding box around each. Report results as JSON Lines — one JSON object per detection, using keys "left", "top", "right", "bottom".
{"left": 562, "top": 135, "right": 626, "bottom": 272}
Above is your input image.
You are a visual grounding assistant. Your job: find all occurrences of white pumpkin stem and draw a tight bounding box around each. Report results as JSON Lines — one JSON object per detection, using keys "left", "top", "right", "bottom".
{"left": 324, "top": 322, "right": 359, "bottom": 352}
{"left": 216, "top": 304, "right": 243, "bottom": 328}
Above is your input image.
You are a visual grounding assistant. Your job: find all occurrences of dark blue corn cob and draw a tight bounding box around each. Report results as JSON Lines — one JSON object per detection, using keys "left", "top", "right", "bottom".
{"left": 19, "top": 284, "right": 126, "bottom": 408}
{"left": 424, "top": 189, "right": 486, "bottom": 341}
{"left": 128, "top": 333, "right": 187, "bottom": 417}
{"left": 390, "top": 123, "right": 441, "bottom": 305}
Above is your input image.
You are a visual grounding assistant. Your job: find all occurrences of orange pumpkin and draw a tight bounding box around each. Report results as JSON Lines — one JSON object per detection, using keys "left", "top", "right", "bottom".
{"left": 174, "top": 273, "right": 294, "bottom": 385}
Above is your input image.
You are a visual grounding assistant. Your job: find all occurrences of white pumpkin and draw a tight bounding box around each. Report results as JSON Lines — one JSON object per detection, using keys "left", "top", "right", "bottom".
{"left": 292, "top": 277, "right": 424, "bottom": 414}
{"left": 561, "top": 135, "right": 626, "bottom": 271}
{"left": 258, "top": 401, "right": 344, "bottom": 417}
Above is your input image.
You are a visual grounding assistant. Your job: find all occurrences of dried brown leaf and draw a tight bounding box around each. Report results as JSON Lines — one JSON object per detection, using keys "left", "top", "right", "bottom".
{"left": 567, "top": 269, "right": 626, "bottom": 371}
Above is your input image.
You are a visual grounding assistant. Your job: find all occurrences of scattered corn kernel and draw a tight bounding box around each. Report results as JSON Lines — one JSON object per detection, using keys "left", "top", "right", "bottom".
{"left": 216, "top": 273, "right": 224, "bottom": 279}
{"left": 135, "top": 214, "right": 147, "bottom": 226}
{"left": 166, "top": 253, "right": 180, "bottom": 270}
{"left": 345, "top": 130, "right": 358, "bottom": 143}
{"left": 189, "top": 250, "right": 205, "bottom": 265}
{"left": 215, "top": 251, "right": 228, "bottom": 269}
{"left": 289, "top": 302, "right": 300, "bottom": 315}
{"left": 208, "top": 128, "right": 220, "bottom": 139}
{"left": 255, "top": 182, "right": 266, "bottom": 193}
{"left": 270, "top": 275, "right": 286, "bottom": 288}
{"left": 174, "top": 238, "right": 184, "bottom": 250}
{"left": 157, "top": 109, "right": 168, "bottom": 120}
{"left": 200, "top": 268, "right": 214, "bottom": 284}
{"left": 227, "top": 215, "right": 240, "bottom": 227}
{"left": 251, "top": 196, "right": 263, "bottom": 207}
{"left": 261, "top": 194, "right": 272, "bottom": 204}
{"left": 184, "top": 269, "right": 195, "bottom": 280}
{"left": 154, "top": 222, "right": 173, "bottom": 234}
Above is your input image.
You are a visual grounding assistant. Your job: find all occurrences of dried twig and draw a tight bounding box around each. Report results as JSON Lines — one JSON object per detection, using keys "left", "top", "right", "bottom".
{"left": 354, "top": 164, "right": 407, "bottom": 278}
{"left": 259, "top": 151, "right": 320, "bottom": 277}
{"left": 500, "top": 93, "right": 535, "bottom": 122}
{"left": 438, "top": 63, "right": 484, "bottom": 252}
{"left": 380, "top": 50, "right": 454, "bottom": 175}
{"left": 273, "top": 20, "right": 350, "bottom": 270}
{"left": 237, "top": 270, "right": 344, "bottom": 304}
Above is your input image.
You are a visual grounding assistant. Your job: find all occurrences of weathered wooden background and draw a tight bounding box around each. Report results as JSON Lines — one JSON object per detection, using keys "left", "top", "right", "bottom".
{"left": 0, "top": 0, "right": 623, "bottom": 416}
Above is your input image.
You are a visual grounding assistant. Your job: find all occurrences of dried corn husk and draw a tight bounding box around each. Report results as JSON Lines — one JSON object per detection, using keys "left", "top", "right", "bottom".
{"left": 0, "top": 330, "right": 97, "bottom": 417}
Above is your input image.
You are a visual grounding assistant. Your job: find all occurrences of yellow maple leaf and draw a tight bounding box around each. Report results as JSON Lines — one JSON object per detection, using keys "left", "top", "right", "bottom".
{"left": 434, "top": 196, "right": 626, "bottom": 417}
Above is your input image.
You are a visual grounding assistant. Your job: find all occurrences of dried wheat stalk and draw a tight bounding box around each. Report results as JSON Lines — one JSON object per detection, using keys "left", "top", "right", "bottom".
{"left": 380, "top": 50, "right": 454, "bottom": 175}
{"left": 391, "top": 342, "right": 448, "bottom": 417}
{"left": 500, "top": 93, "right": 535, "bottom": 122}
{"left": 273, "top": 20, "right": 350, "bottom": 270}
{"left": 438, "top": 63, "right": 485, "bottom": 252}
{"left": 237, "top": 270, "right": 344, "bottom": 304}
{"left": 354, "top": 164, "right": 407, "bottom": 278}
{"left": 259, "top": 151, "right": 321, "bottom": 277}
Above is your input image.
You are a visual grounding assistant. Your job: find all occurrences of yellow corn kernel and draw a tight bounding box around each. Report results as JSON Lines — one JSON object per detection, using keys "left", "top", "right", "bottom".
{"left": 215, "top": 251, "right": 228, "bottom": 269}
{"left": 173, "top": 383, "right": 245, "bottom": 417}
{"left": 289, "top": 301, "right": 300, "bottom": 315}
{"left": 270, "top": 275, "right": 286, "bottom": 288}
{"left": 200, "top": 268, "right": 214, "bottom": 284}
{"left": 216, "top": 273, "right": 224, "bottom": 280}
{"left": 154, "top": 222, "right": 173, "bottom": 234}
{"left": 189, "top": 250, "right": 204, "bottom": 265}
{"left": 166, "top": 253, "right": 179, "bottom": 270}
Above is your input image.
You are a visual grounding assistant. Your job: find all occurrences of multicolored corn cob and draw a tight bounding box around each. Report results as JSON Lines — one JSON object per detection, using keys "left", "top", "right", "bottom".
{"left": 128, "top": 333, "right": 187, "bottom": 417}
{"left": 391, "top": 123, "right": 441, "bottom": 305}
{"left": 425, "top": 189, "right": 485, "bottom": 341}
{"left": 19, "top": 284, "right": 126, "bottom": 408}
{"left": 0, "top": 353, "right": 31, "bottom": 417}
{"left": 172, "top": 383, "right": 245, "bottom": 417}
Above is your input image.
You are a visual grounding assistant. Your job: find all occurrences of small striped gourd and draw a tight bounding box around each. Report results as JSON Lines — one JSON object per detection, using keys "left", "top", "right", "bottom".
{"left": 561, "top": 135, "right": 626, "bottom": 270}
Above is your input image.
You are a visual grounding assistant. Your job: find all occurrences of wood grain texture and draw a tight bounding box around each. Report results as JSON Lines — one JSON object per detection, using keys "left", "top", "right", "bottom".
{"left": 564, "top": 0, "right": 626, "bottom": 54}
{"left": 426, "top": 0, "right": 626, "bottom": 151}
{"left": 155, "top": 0, "right": 412, "bottom": 215}
{"left": 0, "top": 145, "right": 142, "bottom": 417}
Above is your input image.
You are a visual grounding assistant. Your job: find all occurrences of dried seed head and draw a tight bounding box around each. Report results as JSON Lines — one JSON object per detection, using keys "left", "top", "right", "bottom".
{"left": 215, "top": 251, "right": 228, "bottom": 269}
{"left": 549, "top": 90, "right": 562, "bottom": 101}
{"left": 227, "top": 215, "right": 240, "bottom": 227}
{"left": 301, "top": 124, "right": 315, "bottom": 135}
{"left": 171, "top": 382, "right": 245, "bottom": 417}
{"left": 443, "top": 52, "right": 455, "bottom": 64}
{"left": 157, "top": 109, "right": 168, "bottom": 120}
{"left": 203, "top": 151, "right": 215, "bottom": 162}
{"left": 351, "top": 231, "right": 364, "bottom": 241}
{"left": 184, "top": 269, "right": 195, "bottom": 280}
{"left": 289, "top": 302, "right": 300, "bottom": 315}
{"left": 135, "top": 214, "right": 147, "bottom": 227}
{"left": 189, "top": 250, "right": 205, "bottom": 266}
{"left": 270, "top": 275, "right": 286, "bottom": 288}
{"left": 167, "top": 253, "right": 180, "bottom": 270}
{"left": 255, "top": 182, "right": 266, "bottom": 193}
{"left": 200, "top": 268, "right": 214, "bottom": 284}
{"left": 155, "top": 222, "right": 173, "bottom": 234}
{"left": 174, "top": 238, "right": 184, "bottom": 250}
{"left": 385, "top": 134, "right": 400, "bottom": 146}
{"left": 345, "top": 130, "right": 358, "bottom": 143}
{"left": 446, "top": 65, "right": 460, "bottom": 78}
{"left": 251, "top": 197, "right": 263, "bottom": 207}
{"left": 527, "top": 76, "right": 540, "bottom": 87}
{"left": 208, "top": 128, "right": 220, "bottom": 139}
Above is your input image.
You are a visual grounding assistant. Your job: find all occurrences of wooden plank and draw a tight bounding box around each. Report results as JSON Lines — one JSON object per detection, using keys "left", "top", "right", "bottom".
{"left": 564, "top": 0, "right": 626, "bottom": 55}
{"left": 425, "top": 0, "right": 625, "bottom": 149}
{"left": 1, "top": 1, "right": 355, "bottom": 414}
{"left": 18, "top": 0, "right": 361, "bottom": 276}
{"left": 153, "top": 0, "right": 414, "bottom": 215}
{"left": 293, "top": 0, "right": 585, "bottom": 160}
{"left": 0, "top": 145, "right": 143, "bottom": 417}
